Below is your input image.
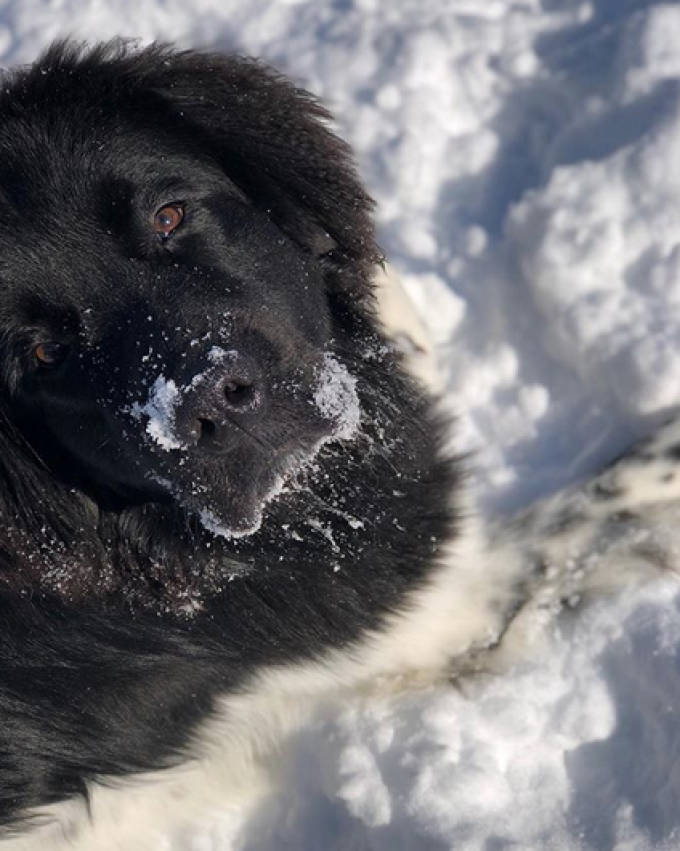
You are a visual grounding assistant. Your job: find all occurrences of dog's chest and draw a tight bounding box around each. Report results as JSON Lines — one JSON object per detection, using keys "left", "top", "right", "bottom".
{"left": 1, "top": 694, "right": 289, "bottom": 851}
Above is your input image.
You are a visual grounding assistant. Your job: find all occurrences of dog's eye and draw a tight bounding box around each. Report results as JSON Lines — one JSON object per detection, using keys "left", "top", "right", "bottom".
{"left": 35, "top": 342, "right": 70, "bottom": 369}
{"left": 153, "top": 204, "right": 185, "bottom": 239}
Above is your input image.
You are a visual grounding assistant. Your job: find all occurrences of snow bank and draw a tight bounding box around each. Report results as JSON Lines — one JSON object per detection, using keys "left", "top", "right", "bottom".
{"left": 233, "top": 581, "right": 680, "bottom": 851}
{"left": 3, "top": 1, "right": 680, "bottom": 849}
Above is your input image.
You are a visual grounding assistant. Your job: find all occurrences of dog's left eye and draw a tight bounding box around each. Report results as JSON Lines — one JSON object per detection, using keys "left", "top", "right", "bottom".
{"left": 35, "top": 342, "right": 70, "bottom": 369}
{"left": 153, "top": 204, "right": 185, "bottom": 240}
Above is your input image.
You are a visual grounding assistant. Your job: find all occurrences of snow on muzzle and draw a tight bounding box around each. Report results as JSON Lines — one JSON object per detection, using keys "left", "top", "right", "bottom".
{"left": 126, "top": 348, "right": 361, "bottom": 455}
{"left": 126, "top": 346, "right": 264, "bottom": 452}
{"left": 122, "top": 349, "right": 362, "bottom": 540}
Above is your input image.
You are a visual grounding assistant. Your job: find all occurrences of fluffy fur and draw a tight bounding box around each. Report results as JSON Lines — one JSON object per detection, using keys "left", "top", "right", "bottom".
{"left": 0, "top": 40, "right": 672, "bottom": 850}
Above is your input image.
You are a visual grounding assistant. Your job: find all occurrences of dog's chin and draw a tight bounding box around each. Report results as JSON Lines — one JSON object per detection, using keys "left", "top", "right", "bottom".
{"left": 164, "top": 442, "right": 319, "bottom": 541}
{"left": 188, "top": 464, "right": 289, "bottom": 540}
{"left": 146, "top": 402, "right": 361, "bottom": 539}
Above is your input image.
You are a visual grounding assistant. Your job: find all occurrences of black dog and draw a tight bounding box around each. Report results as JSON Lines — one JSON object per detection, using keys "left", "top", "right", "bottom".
{"left": 0, "top": 41, "right": 459, "bottom": 847}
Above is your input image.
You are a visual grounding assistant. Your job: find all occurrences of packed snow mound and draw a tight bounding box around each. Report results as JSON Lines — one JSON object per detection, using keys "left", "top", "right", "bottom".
{"left": 229, "top": 581, "right": 680, "bottom": 851}
{"left": 3, "top": 1, "right": 680, "bottom": 849}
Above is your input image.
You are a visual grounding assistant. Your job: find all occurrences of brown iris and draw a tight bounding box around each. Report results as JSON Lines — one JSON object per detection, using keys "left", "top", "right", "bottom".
{"left": 35, "top": 342, "right": 69, "bottom": 368}
{"left": 153, "top": 204, "right": 185, "bottom": 239}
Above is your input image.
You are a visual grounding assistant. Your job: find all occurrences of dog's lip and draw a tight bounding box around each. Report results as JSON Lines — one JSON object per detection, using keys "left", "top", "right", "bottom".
{"left": 155, "top": 454, "right": 292, "bottom": 540}
{"left": 185, "top": 427, "right": 241, "bottom": 456}
{"left": 149, "top": 425, "right": 341, "bottom": 540}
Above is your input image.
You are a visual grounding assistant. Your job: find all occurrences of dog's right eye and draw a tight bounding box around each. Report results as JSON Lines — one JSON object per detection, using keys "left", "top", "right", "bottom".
{"left": 35, "top": 342, "right": 70, "bottom": 369}
{"left": 153, "top": 204, "right": 185, "bottom": 240}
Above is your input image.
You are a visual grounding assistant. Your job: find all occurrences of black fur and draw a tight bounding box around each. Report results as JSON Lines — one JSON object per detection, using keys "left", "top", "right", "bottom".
{"left": 0, "top": 40, "right": 458, "bottom": 829}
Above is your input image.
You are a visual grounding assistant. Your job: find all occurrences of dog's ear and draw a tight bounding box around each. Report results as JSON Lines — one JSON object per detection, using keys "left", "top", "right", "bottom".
{"left": 143, "top": 46, "right": 381, "bottom": 303}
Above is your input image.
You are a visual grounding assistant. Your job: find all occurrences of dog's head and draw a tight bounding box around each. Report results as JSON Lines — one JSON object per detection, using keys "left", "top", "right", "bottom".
{"left": 0, "top": 41, "right": 381, "bottom": 537}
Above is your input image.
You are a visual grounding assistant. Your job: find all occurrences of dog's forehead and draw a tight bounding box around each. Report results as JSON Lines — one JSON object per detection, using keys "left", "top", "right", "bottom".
{"left": 0, "top": 110, "right": 217, "bottom": 208}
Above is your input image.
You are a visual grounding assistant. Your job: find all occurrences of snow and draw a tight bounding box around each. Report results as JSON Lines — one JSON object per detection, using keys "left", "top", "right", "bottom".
{"left": 232, "top": 583, "right": 680, "bottom": 851}
{"left": 4, "top": 1, "right": 680, "bottom": 848}
{"left": 313, "top": 353, "right": 361, "bottom": 440}
{"left": 129, "top": 375, "right": 185, "bottom": 451}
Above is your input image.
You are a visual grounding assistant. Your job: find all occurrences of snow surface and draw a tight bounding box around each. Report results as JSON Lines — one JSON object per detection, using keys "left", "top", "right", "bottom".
{"left": 4, "top": 1, "right": 680, "bottom": 848}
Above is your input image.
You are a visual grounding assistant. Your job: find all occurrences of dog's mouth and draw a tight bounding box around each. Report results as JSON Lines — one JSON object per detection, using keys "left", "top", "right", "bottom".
{"left": 127, "top": 352, "right": 362, "bottom": 539}
{"left": 150, "top": 439, "right": 317, "bottom": 539}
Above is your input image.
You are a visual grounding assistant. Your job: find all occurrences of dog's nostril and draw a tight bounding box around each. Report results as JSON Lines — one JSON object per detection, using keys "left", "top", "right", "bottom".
{"left": 223, "top": 378, "right": 256, "bottom": 408}
{"left": 199, "top": 418, "right": 217, "bottom": 440}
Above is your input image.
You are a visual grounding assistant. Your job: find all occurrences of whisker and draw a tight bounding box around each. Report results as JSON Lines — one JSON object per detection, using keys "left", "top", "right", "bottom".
{"left": 89, "top": 437, "right": 112, "bottom": 460}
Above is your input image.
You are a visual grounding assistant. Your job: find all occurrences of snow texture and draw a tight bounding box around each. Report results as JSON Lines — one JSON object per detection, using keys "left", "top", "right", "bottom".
{"left": 313, "top": 353, "right": 361, "bottom": 440}
{"left": 4, "top": 1, "right": 680, "bottom": 848}
{"left": 129, "top": 376, "right": 185, "bottom": 451}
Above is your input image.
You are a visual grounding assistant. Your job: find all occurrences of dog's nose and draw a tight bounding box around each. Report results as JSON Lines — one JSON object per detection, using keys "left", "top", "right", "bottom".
{"left": 217, "top": 358, "right": 261, "bottom": 413}
{"left": 174, "top": 352, "right": 264, "bottom": 448}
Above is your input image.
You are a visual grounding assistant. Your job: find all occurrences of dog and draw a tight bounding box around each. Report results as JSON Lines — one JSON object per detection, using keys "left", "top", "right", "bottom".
{"left": 0, "top": 39, "right": 675, "bottom": 850}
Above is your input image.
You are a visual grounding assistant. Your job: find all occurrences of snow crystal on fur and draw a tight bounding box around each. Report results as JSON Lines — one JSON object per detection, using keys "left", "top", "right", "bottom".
{"left": 314, "top": 354, "right": 361, "bottom": 440}
{"left": 129, "top": 376, "right": 185, "bottom": 451}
